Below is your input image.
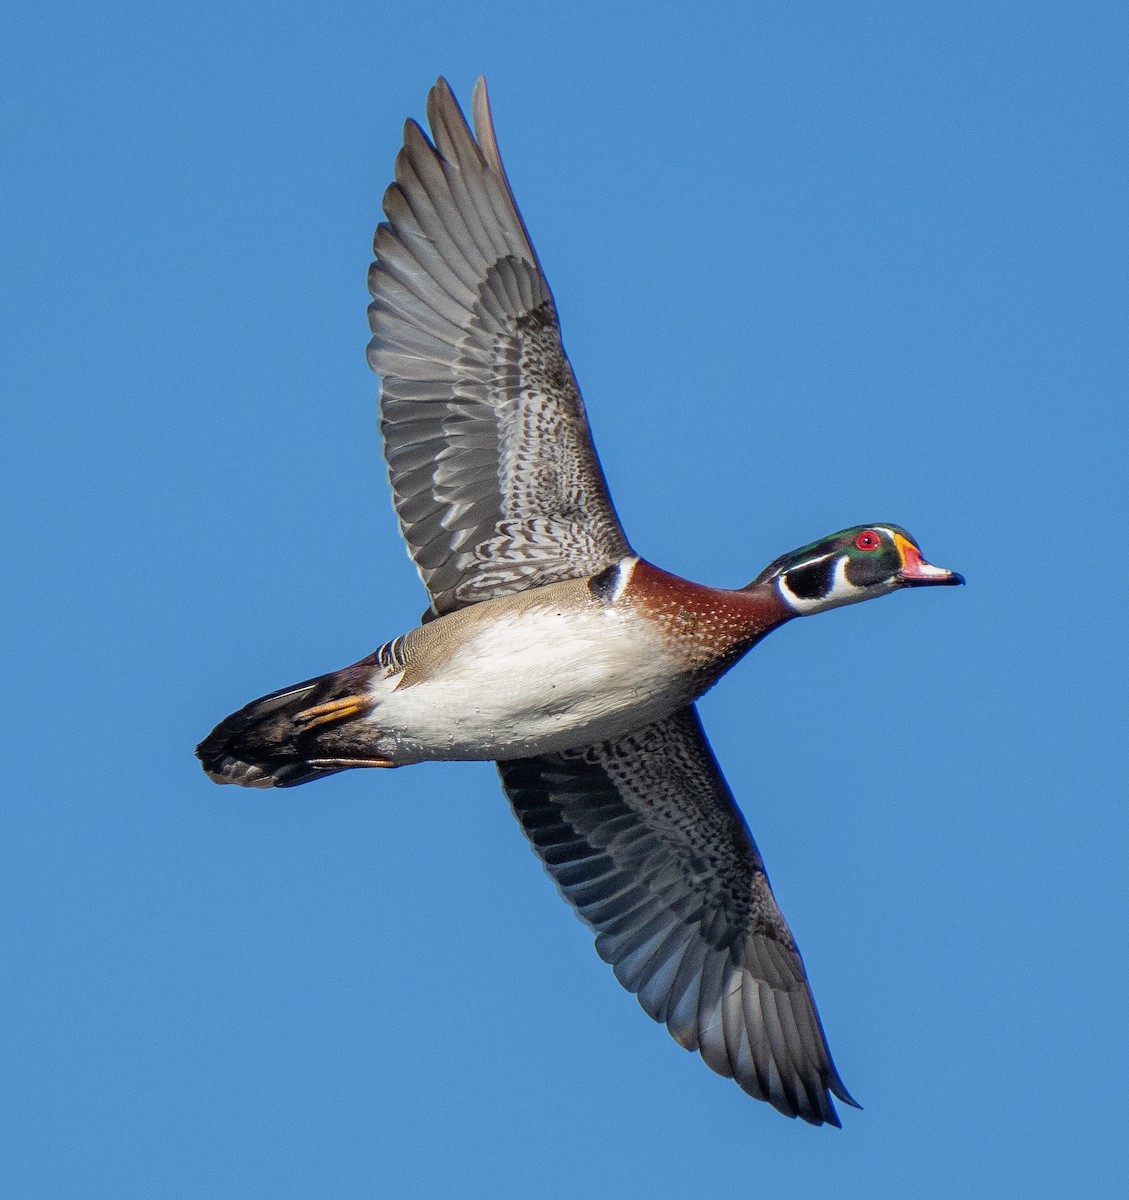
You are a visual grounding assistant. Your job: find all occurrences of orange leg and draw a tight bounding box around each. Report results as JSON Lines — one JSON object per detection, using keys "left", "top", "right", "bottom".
{"left": 294, "top": 695, "right": 370, "bottom": 731}
{"left": 306, "top": 757, "right": 398, "bottom": 770}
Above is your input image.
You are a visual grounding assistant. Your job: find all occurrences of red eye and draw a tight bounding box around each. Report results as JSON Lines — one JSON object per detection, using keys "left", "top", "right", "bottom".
{"left": 855, "top": 530, "right": 881, "bottom": 552}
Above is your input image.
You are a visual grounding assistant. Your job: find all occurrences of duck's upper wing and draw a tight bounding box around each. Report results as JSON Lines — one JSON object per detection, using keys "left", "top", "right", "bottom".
{"left": 497, "top": 706, "right": 858, "bottom": 1126}
{"left": 367, "top": 78, "right": 631, "bottom": 618}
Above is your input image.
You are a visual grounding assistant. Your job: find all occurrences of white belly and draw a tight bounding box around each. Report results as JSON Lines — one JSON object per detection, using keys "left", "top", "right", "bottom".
{"left": 366, "top": 603, "right": 684, "bottom": 762}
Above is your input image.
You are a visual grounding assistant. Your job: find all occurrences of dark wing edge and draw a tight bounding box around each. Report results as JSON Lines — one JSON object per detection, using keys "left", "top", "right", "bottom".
{"left": 497, "top": 706, "right": 859, "bottom": 1126}
{"left": 367, "top": 77, "right": 631, "bottom": 618}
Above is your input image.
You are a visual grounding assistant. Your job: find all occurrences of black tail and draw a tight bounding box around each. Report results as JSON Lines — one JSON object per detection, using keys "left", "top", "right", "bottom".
{"left": 196, "top": 654, "right": 379, "bottom": 788}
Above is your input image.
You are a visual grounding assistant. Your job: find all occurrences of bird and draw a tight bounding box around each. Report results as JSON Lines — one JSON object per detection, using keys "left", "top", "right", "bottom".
{"left": 197, "top": 76, "right": 963, "bottom": 1126}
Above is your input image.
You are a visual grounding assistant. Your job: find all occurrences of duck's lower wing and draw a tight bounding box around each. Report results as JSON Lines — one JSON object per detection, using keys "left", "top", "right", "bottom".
{"left": 496, "top": 705, "right": 858, "bottom": 1126}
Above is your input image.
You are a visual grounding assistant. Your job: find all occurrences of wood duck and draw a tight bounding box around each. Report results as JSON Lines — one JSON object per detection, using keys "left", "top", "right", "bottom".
{"left": 197, "top": 78, "right": 963, "bottom": 1126}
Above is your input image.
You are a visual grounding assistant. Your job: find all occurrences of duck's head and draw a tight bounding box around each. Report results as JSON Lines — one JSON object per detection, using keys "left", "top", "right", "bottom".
{"left": 753, "top": 524, "right": 965, "bottom": 616}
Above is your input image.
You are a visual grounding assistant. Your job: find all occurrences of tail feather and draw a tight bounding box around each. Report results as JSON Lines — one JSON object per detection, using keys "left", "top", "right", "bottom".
{"left": 196, "top": 654, "right": 379, "bottom": 788}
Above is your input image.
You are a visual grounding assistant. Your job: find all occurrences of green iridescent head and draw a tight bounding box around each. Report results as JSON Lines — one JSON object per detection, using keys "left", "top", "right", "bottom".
{"left": 753, "top": 525, "right": 964, "bottom": 616}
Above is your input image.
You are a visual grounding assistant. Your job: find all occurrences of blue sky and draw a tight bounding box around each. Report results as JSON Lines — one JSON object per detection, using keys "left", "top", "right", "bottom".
{"left": 3, "top": 1, "right": 1126, "bottom": 1196}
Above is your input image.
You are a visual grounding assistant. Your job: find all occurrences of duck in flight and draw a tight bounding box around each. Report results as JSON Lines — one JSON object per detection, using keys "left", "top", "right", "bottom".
{"left": 197, "top": 77, "right": 963, "bottom": 1126}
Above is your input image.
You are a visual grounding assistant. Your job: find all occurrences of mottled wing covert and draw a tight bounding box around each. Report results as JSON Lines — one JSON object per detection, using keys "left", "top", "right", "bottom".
{"left": 367, "top": 78, "right": 631, "bottom": 616}
{"left": 497, "top": 706, "right": 858, "bottom": 1126}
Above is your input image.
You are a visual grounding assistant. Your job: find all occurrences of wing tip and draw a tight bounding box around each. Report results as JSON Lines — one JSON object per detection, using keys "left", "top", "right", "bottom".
{"left": 470, "top": 76, "right": 505, "bottom": 182}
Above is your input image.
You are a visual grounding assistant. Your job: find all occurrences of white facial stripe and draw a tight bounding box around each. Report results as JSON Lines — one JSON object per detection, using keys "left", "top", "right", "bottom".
{"left": 775, "top": 552, "right": 835, "bottom": 614}
{"left": 829, "top": 555, "right": 856, "bottom": 601}
{"left": 778, "top": 551, "right": 888, "bottom": 615}
{"left": 777, "top": 575, "right": 814, "bottom": 613}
